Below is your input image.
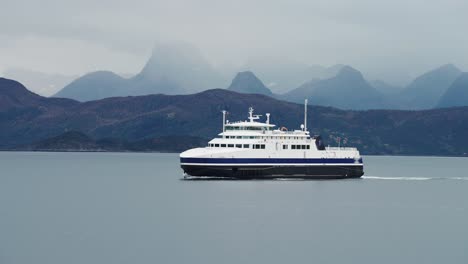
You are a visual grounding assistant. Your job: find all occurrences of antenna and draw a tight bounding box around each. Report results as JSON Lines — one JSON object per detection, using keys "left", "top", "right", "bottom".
{"left": 266, "top": 113, "right": 270, "bottom": 124}
{"left": 248, "top": 107, "right": 254, "bottom": 122}
{"left": 304, "top": 99, "right": 308, "bottom": 132}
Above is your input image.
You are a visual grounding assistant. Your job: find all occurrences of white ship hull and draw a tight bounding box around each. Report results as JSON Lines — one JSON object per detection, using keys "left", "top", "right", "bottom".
{"left": 180, "top": 148, "right": 364, "bottom": 179}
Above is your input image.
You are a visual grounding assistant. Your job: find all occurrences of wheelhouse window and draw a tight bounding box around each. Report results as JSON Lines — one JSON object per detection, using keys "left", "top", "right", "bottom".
{"left": 228, "top": 144, "right": 234, "bottom": 148}
{"left": 243, "top": 144, "right": 250, "bottom": 148}
{"left": 221, "top": 144, "right": 226, "bottom": 147}
{"left": 215, "top": 144, "right": 220, "bottom": 147}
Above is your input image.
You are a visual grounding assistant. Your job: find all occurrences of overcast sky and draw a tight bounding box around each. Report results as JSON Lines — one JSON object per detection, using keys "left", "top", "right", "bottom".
{"left": 1, "top": 0, "right": 468, "bottom": 85}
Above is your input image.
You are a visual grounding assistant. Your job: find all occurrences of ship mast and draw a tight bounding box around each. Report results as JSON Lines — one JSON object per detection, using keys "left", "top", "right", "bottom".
{"left": 222, "top": 110, "right": 226, "bottom": 137}
{"left": 304, "top": 99, "right": 308, "bottom": 132}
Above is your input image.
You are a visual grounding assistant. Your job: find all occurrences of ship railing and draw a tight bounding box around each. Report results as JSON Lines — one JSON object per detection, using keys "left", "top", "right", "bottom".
{"left": 270, "top": 131, "right": 307, "bottom": 135}
{"left": 325, "top": 147, "right": 358, "bottom": 151}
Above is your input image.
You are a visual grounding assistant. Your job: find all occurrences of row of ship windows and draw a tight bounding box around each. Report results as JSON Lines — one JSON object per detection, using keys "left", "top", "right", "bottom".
{"left": 208, "top": 144, "right": 311, "bottom": 150}
{"left": 224, "top": 136, "right": 305, "bottom": 140}
{"left": 284, "top": 145, "right": 311, "bottom": 150}
{"left": 208, "top": 143, "right": 263, "bottom": 149}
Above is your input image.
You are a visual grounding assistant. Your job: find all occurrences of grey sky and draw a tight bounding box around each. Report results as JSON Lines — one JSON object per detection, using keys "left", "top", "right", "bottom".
{"left": 1, "top": 0, "right": 468, "bottom": 85}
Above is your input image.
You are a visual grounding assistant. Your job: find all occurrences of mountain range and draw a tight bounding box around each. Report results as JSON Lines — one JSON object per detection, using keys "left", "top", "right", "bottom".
{"left": 282, "top": 66, "right": 390, "bottom": 110}
{"left": 398, "top": 64, "right": 462, "bottom": 109}
{"left": 47, "top": 44, "right": 467, "bottom": 110}
{"left": 54, "top": 43, "right": 227, "bottom": 101}
{"left": 2, "top": 77, "right": 468, "bottom": 156}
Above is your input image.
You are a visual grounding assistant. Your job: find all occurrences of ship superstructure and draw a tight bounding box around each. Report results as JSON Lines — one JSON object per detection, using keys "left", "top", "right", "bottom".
{"left": 180, "top": 100, "right": 364, "bottom": 179}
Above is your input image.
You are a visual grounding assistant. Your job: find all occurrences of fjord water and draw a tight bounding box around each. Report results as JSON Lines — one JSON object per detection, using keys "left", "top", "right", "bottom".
{"left": 0, "top": 152, "right": 467, "bottom": 264}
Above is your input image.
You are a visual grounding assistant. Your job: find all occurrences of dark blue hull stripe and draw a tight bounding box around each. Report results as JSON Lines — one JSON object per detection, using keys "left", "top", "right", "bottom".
{"left": 181, "top": 157, "right": 363, "bottom": 164}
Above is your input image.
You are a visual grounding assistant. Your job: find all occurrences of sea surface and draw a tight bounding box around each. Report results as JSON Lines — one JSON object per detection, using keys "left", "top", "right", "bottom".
{"left": 0, "top": 152, "right": 467, "bottom": 264}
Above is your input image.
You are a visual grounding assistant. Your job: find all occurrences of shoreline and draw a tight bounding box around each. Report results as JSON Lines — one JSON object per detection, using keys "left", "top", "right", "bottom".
{"left": 0, "top": 149, "right": 466, "bottom": 158}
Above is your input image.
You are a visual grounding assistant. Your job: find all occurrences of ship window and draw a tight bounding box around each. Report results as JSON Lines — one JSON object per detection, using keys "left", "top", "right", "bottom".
{"left": 301, "top": 145, "right": 305, "bottom": 149}
{"left": 249, "top": 136, "right": 255, "bottom": 139}
{"left": 307, "top": 145, "right": 310, "bottom": 149}
{"left": 283, "top": 145, "right": 288, "bottom": 149}
{"left": 292, "top": 145, "right": 296, "bottom": 149}
{"left": 235, "top": 144, "right": 242, "bottom": 148}
{"left": 261, "top": 144, "right": 265, "bottom": 149}
{"left": 243, "top": 144, "right": 249, "bottom": 148}
{"left": 215, "top": 144, "right": 219, "bottom": 147}
{"left": 221, "top": 144, "right": 226, "bottom": 147}
{"left": 236, "top": 136, "right": 241, "bottom": 139}
{"left": 228, "top": 144, "right": 234, "bottom": 148}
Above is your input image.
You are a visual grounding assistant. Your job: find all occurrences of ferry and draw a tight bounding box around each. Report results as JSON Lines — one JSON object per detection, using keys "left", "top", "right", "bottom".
{"left": 180, "top": 100, "right": 364, "bottom": 179}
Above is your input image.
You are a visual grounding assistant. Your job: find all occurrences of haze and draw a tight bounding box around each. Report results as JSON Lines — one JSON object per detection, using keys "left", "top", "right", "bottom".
{"left": 1, "top": 0, "right": 468, "bottom": 87}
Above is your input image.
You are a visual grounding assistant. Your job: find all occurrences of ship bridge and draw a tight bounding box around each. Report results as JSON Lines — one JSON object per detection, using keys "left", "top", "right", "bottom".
{"left": 225, "top": 121, "right": 275, "bottom": 131}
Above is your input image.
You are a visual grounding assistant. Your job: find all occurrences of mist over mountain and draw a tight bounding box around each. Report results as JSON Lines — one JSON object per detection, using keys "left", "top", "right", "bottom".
{"left": 133, "top": 42, "right": 226, "bottom": 93}
{"left": 370, "top": 80, "right": 404, "bottom": 94}
{"left": 240, "top": 58, "right": 344, "bottom": 93}
{"left": 227, "top": 71, "right": 273, "bottom": 96}
{"left": 283, "top": 66, "right": 389, "bottom": 110}
{"left": 398, "top": 64, "right": 462, "bottom": 109}
{"left": 437, "top": 73, "right": 468, "bottom": 108}
{"left": 54, "top": 71, "right": 128, "bottom": 101}
{"left": 53, "top": 43, "right": 227, "bottom": 101}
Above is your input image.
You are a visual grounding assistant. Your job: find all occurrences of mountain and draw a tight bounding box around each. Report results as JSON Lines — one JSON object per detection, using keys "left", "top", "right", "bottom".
{"left": 54, "top": 71, "right": 128, "bottom": 101}
{"left": 2, "top": 68, "right": 77, "bottom": 96}
{"left": 283, "top": 66, "right": 389, "bottom": 110}
{"left": 437, "top": 73, "right": 468, "bottom": 108}
{"left": 370, "top": 80, "right": 404, "bottom": 94}
{"left": 133, "top": 42, "right": 225, "bottom": 93}
{"left": 53, "top": 43, "right": 226, "bottom": 101}
{"left": 227, "top": 71, "right": 273, "bottom": 96}
{"left": 239, "top": 57, "right": 344, "bottom": 93}
{"left": 0, "top": 77, "right": 77, "bottom": 111}
{"left": 2, "top": 77, "right": 468, "bottom": 156}
{"left": 398, "top": 64, "right": 462, "bottom": 109}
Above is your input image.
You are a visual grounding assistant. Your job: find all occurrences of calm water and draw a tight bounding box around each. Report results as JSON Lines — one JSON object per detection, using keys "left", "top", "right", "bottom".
{"left": 0, "top": 152, "right": 467, "bottom": 264}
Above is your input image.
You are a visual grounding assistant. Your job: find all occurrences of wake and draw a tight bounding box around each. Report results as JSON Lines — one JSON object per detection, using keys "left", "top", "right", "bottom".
{"left": 362, "top": 176, "right": 468, "bottom": 181}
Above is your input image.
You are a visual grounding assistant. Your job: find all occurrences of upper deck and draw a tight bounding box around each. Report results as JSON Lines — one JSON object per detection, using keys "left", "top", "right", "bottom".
{"left": 221, "top": 107, "right": 309, "bottom": 137}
